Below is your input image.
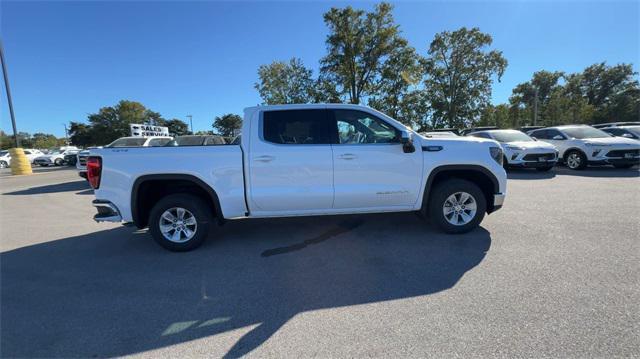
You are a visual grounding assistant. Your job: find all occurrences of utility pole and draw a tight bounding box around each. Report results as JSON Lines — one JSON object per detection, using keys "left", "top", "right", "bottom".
{"left": 533, "top": 87, "right": 539, "bottom": 126}
{"left": 63, "top": 123, "right": 69, "bottom": 145}
{"left": 186, "top": 115, "right": 193, "bottom": 133}
{"left": 0, "top": 40, "right": 19, "bottom": 148}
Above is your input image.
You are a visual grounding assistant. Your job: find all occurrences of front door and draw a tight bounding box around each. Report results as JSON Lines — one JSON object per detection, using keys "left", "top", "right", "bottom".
{"left": 330, "top": 109, "right": 423, "bottom": 210}
{"left": 248, "top": 109, "right": 335, "bottom": 213}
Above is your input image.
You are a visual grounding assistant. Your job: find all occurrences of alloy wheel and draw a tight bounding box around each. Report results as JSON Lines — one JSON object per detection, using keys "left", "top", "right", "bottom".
{"left": 443, "top": 191, "right": 477, "bottom": 226}
{"left": 159, "top": 207, "right": 198, "bottom": 243}
{"left": 566, "top": 153, "right": 581, "bottom": 169}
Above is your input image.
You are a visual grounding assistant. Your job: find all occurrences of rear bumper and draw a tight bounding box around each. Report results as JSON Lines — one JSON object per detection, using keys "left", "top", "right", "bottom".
{"left": 93, "top": 200, "right": 122, "bottom": 222}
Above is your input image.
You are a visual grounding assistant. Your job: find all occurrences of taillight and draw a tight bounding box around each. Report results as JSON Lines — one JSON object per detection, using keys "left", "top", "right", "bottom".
{"left": 87, "top": 156, "right": 102, "bottom": 189}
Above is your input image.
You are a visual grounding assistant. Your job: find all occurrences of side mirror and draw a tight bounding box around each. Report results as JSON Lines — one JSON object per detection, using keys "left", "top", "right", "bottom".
{"left": 400, "top": 130, "right": 415, "bottom": 153}
{"left": 552, "top": 135, "right": 564, "bottom": 140}
{"left": 622, "top": 133, "right": 633, "bottom": 138}
{"left": 531, "top": 137, "right": 538, "bottom": 141}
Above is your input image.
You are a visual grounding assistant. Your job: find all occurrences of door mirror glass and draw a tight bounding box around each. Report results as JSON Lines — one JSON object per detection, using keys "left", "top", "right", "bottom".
{"left": 552, "top": 135, "right": 564, "bottom": 140}
{"left": 622, "top": 133, "right": 633, "bottom": 138}
{"left": 400, "top": 130, "right": 415, "bottom": 153}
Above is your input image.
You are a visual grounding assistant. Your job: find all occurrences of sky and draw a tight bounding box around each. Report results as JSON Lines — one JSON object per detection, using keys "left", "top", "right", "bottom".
{"left": 1, "top": 0, "right": 638, "bottom": 136}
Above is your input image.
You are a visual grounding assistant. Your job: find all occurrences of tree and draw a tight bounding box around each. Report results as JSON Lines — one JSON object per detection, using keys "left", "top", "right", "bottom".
{"left": 570, "top": 63, "right": 639, "bottom": 123}
{"left": 68, "top": 122, "right": 94, "bottom": 147}
{"left": 212, "top": 114, "right": 242, "bottom": 137}
{"left": 320, "top": 2, "right": 410, "bottom": 104}
{"left": 478, "top": 104, "right": 511, "bottom": 128}
{"left": 157, "top": 118, "right": 191, "bottom": 136}
{"left": 509, "top": 70, "right": 564, "bottom": 126}
{"left": 31, "top": 133, "right": 60, "bottom": 149}
{"left": 367, "top": 46, "right": 425, "bottom": 127}
{"left": 423, "top": 27, "right": 507, "bottom": 128}
{"left": 255, "top": 58, "right": 316, "bottom": 104}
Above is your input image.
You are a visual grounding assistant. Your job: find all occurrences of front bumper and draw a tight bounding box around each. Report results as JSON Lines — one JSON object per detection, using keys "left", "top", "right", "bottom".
{"left": 505, "top": 150, "right": 558, "bottom": 168}
{"left": 587, "top": 148, "right": 640, "bottom": 166}
{"left": 492, "top": 193, "right": 506, "bottom": 212}
{"left": 93, "top": 200, "right": 122, "bottom": 222}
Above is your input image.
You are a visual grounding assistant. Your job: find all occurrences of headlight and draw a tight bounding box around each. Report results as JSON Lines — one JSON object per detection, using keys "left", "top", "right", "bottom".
{"left": 506, "top": 145, "right": 525, "bottom": 151}
{"left": 584, "top": 142, "right": 611, "bottom": 147}
{"left": 490, "top": 147, "right": 503, "bottom": 165}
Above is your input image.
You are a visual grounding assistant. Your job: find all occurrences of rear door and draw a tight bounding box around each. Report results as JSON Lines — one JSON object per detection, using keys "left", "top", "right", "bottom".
{"left": 329, "top": 109, "right": 423, "bottom": 209}
{"left": 248, "top": 109, "right": 335, "bottom": 213}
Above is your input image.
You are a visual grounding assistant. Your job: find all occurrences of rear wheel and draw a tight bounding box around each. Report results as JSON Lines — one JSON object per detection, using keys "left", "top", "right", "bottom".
{"left": 564, "top": 150, "right": 587, "bottom": 170}
{"left": 428, "top": 179, "right": 486, "bottom": 234}
{"left": 148, "top": 194, "right": 212, "bottom": 251}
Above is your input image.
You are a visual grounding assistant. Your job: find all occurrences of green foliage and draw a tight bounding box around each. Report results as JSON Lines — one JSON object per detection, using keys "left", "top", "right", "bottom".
{"left": 423, "top": 27, "right": 507, "bottom": 128}
{"left": 67, "top": 100, "right": 189, "bottom": 146}
{"left": 506, "top": 63, "right": 638, "bottom": 127}
{"left": 478, "top": 104, "right": 511, "bottom": 128}
{"left": 157, "top": 118, "right": 191, "bottom": 136}
{"left": 255, "top": 58, "right": 316, "bottom": 105}
{"left": 0, "top": 130, "right": 66, "bottom": 150}
{"left": 320, "top": 2, "right": 409, "bottom": 104}
{"left": 212, "top": 114, "right": 242, "bottom": 137}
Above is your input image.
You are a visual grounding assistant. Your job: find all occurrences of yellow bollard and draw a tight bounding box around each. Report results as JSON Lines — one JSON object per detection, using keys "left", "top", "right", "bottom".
{"left": 9, "top": 148, "right": 33, "bottom": 175}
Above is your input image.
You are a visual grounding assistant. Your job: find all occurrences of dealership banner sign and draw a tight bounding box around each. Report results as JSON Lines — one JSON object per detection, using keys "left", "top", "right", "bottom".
{"left": 130, "top": 124, "right": 170, "bottom": 137}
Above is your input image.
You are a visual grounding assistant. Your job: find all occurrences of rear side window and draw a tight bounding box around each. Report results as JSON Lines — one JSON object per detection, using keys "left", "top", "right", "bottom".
{"left": 147, "top": 138, "right": 172, "bottom": 147}
{"left": 108, "top": 138, "right": 147, "bottom": 147}
{"left": 530, "top": 130, "right": 548, "bottom": 139}
{"left": 263, "top": 110, "right": 331, "bottom": 144}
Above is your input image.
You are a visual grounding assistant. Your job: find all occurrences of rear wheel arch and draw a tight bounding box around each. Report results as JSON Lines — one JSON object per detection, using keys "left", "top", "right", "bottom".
{"left": 131, "top": 174, "right": 223, "bottom": 229}
{"left": 422, "top": 165, "right": 499, "bottom": 215}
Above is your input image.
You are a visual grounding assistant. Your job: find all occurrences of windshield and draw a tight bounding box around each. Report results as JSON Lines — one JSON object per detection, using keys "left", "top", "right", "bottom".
{"left": 624, "top": 126, "right": 640, "bottom": 137}
{"left": 561, "top": 126, "right": 610, "bottom": 139}
{"left": 0, "top": 151, "right": 8, "bottom": 157}
{"left": 489, "top": 130, "right": 534, "bottom": 143}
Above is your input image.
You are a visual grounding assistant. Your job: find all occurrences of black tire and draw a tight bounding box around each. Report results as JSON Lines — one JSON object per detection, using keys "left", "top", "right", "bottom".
{"left": 148, "top": 193, "right": 212, "bottom": 251}
{"left": 54, "top": 158, "right": 64, "bottom": 166}
{"left": 428, "top": 178, "right": 486, "bottom": 234}
{"left": 613, "top": 164, "right": 634, "bottom": 169}
{"left": 536, "top": 165, "right": 554, "bottom": 172}
{"left": 0, "top": 161, "right": 7, "bottom": 169}
{"left": 564, "top": 150, "right": 587, "bottom": 170}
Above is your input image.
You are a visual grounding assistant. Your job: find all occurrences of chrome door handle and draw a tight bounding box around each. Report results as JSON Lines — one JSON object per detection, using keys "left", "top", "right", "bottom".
{"left": 254, "top": 155, "right": 275, "bottom": 162}
{"left": 339, "top": 153, "right": 357, "bottom": 160}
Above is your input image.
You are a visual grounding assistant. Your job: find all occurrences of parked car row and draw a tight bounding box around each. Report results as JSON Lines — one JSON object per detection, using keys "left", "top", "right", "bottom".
{"left": 421, "top": 122, "right": 640, "bottom": 171}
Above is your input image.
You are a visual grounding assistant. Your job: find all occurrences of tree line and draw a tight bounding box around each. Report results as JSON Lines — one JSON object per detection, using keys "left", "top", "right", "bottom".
{"left": 0, "top": 131, "right": 68, "bottom": 150}
{"left": 65, "top": 100, "right": 242, "bottom": 147}
{"left": 255, "top": 2, "right": 639, "bottom": 130}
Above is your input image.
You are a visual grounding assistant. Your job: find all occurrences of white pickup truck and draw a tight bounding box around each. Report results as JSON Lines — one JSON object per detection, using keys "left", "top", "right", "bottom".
{"left": 87, "top": 104, "right": 507, "bottom": 251}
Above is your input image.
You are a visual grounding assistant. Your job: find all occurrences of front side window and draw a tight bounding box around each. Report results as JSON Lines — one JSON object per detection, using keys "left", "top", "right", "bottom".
{"left": 263, "top": 109, "right": 331, "bottom": 144}
{"left": 147, "top": 138, "right": 172, "bottom": 147}
{"left": 107, "top": 138, "right": 147, "bottom": 147}
{"left": 333, "top": 110, "right": 398, "bottom": 144}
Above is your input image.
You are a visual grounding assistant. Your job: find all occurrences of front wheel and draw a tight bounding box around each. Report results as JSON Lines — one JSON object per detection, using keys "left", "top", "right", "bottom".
{"left": 565, "top": 150, "right": 587, "bottom": 170}
{"left": 428, "top": 179, "right": 486, "bottom": 234}
{"left": 54, "top": 158, "right": 64, "bottom": 166}
{"left": 148, "top": 194, "right": 212, "bottom": 251}
{"left": 0, "top": 161, "right": 7, "bottom": 169}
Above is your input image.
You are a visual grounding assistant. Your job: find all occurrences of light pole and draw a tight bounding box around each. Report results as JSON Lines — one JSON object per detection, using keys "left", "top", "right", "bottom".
{"left": 62, "top": 123, "right": 69, "bottom": 145}
{"left": 186, "top": 115, "right": 193, "bottom": 133}
{"left": 0, "top": 40, "right": 19, "bottom": 148}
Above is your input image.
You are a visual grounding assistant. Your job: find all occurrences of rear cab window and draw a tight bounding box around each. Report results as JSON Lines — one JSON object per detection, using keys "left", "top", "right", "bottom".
{"left": 262, "top": 109, "right": 332, "bottom": 144}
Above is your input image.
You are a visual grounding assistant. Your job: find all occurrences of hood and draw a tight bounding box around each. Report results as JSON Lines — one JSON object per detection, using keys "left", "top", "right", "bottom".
{"left": 502, "top": 141, "right": 556, "bottom": 150}
{"left": 579, "top": 136, "right": 640, "bottom": 147}
{"left": 36, "top": 154, "right": 62, "bottom": 160}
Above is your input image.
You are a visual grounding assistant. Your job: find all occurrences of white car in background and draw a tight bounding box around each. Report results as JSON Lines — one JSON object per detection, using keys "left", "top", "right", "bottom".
{"left": 528, "top": 125, "right": 640, "bottom": 170}
{"left": 467, "top": 129, "right": 558, "bottom": 171}
{"left": 421, "top": 131, "right": 459, "bottom": 138}
{"left": 0, "top": 149, "right": 44, "bottom": 168}
{"left": 34, "top": 148, "right": 80, "bottom": 166}
{"left": 105, "top": 136, "right": 173, "bottom": 148}
{"left": 600, "top": 125, "right": 640, "bottom": 141}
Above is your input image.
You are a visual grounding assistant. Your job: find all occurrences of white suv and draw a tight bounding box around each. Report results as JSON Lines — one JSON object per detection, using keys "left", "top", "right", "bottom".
{"left": 467, "top": 129, "right": 558, "bottom": 171}
{"left": 528, "top": 125, "right": 640, "bottom": 170}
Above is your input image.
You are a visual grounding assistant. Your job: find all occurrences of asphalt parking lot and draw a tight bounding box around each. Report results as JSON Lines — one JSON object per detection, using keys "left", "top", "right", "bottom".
{"left": 1, "top": 166, "right": 639, "bottom": 358}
